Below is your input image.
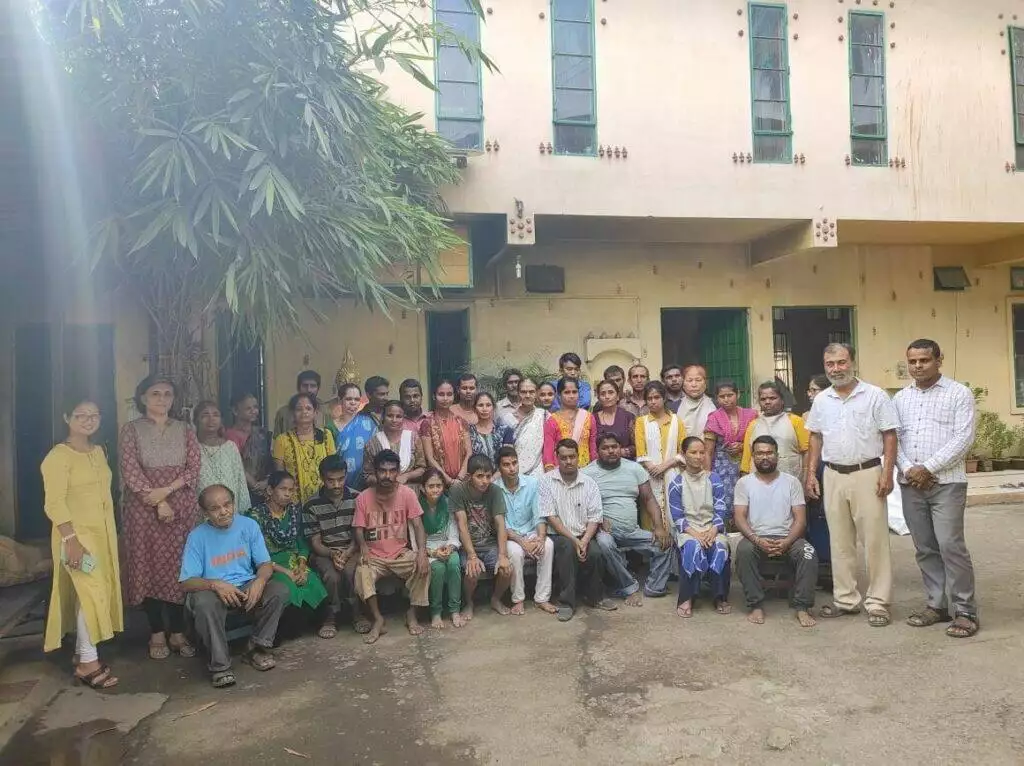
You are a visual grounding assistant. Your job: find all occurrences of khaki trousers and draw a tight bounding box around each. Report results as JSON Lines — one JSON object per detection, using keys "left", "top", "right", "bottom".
{"left": 823, "top": 465, "right": 892, "bottom": 612}
{"left": 355, "top": 550, "right": 429, "bottom": 607}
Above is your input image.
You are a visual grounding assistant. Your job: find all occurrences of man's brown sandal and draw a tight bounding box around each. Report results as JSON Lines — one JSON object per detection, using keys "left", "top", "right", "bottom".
{"left": 906, "top": 607, "right": 952, "bottom": 627}
{"left": 946, "top": 614, "right": 979, "bottom": 638}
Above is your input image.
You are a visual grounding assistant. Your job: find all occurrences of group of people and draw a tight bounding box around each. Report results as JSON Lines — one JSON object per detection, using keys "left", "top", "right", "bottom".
{"left": 40, "top": 339, "right": 979, "bottom": 691}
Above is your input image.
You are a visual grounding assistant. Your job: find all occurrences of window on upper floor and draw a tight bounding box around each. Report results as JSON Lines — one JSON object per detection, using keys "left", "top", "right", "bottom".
{"left": 551, "top": 0, "right": 596, "bottom": 155}
{"left": 849, "top": 12, "right": 887, "bottom": 166}
{"left": 748, "top": 3, "right": 792, "bottom": 163}
{"left": 1010, "top": 28, "right": 1024, "bottom": 168}
{"left": 435, "top": 0, "right": 483, "bottom": 151}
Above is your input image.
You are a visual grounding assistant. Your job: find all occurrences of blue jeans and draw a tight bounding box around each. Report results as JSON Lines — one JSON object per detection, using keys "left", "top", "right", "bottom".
{"left": 595, "top": 529, "right": 673, "bottom": 597}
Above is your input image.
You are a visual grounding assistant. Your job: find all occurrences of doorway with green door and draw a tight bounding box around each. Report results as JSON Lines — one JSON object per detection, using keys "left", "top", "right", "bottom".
{"left": 660, "top": 308, "right": 751, "bottom": 405}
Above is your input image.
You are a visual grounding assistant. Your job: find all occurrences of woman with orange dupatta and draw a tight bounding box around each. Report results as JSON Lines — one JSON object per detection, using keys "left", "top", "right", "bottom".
{"left": 542, "top": 378, "right": 598, "bottom": 470}
{"left": 419, "top": 380, "right": 471, "bottom": 489}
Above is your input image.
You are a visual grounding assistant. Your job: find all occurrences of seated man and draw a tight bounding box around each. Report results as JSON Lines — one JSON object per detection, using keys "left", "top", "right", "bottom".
{"left": 584, "top": 433, "right": 673, "bottom": 606}
{"left": 303, "top": 455, "right": 369, "bottom": 639}
{"left": 734, "top": 436, "right": 818, "bottom": 628}
{"left": 495, "top": 446, "right": 556, "bottom": 615}
{"left": 181, "top": 484, "right": 289, "bottom": 689}
{"left": 353, "top": 449, "right": 430, "bottom": 644}
{"left": 450, "top": 454, "right": 513, "bottom": 619}
{"left": 541, "top": 439, "right": 618, "bottom": 622}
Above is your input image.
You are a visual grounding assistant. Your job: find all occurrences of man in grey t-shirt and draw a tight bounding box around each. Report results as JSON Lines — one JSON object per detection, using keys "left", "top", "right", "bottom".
{"left": 734, "top": 435, "right": 818, "bottom": 628}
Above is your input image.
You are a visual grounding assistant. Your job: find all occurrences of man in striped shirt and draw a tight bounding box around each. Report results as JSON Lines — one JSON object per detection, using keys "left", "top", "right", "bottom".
{"left": 894, "top": 339, "right": 979, "bottom": 638}
{"left": 303, "top": 455, "right": 367, "bottom": 637}
{"left": 540, "top": 438, "right": 618, "bottom": 622}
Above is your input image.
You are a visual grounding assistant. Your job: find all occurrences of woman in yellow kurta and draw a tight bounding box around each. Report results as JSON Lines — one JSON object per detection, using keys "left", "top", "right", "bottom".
{"left": 272, "top": 392, "right": 337, "bottom": 504}
{"left": 634, "top": 381, "right": 686, "bottom": 531}
{"left": 42, "top": 397, "right": 123, "bottom": 690}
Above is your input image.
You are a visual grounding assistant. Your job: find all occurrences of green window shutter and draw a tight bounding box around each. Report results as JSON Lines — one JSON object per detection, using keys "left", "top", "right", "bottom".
{"left": 748, "top": 3, "right": 792, "bottom": 163}
{"left": 849, "top": 11, "right": 888, "bottom": 166}
{"left": 551, "top": 0, "right": 596, "bottom": 155}
{"left": 435, "top": 0, "right": 483, "bottom": 151}
{"left": 1010, "top": 27, "right": 1024, "bottom": 167}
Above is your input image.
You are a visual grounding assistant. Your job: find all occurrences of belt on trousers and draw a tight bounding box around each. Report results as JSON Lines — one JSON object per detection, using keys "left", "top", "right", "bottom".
{"left": 824, "top": 457, "right": 882, "bottom": 474}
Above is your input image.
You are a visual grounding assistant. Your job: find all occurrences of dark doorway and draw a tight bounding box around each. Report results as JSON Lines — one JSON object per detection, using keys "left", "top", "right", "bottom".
{"left": 661, "top": 308, "right": 751, "bottom": 405}
{"left": 426, "top": 309, "right": 470, "bottom": 389}
{"left": 14, "top": 323, "right": 117, "bottom": 540}
{"left": 772, "top": 306, "right": 854, "bottom": 413}
{"left": 217, "top": 315, "right": 266, "bottom": 427}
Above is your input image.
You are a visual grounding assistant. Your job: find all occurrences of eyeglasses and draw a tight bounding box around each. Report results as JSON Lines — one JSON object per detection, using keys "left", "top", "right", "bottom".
{"left": 72, "top": 413, "right": 100, "bottom": 422}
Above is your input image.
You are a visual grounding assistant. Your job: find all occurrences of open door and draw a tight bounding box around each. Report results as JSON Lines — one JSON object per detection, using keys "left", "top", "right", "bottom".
{"left": 426, "top": 309, "right": 470, "bottom": 388}
{"left": 661, "top": 308, "right": 751, "bottom": 405}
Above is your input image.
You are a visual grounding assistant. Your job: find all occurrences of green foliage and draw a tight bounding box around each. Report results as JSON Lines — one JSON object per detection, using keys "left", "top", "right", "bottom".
{"left": 39, "top": 0, "right": 495, "bottom": 350}
{"left": 975, "top": 411, "right": 1016, "bottom": 459}
{"left": 460, "top": 356, "right": 563, "bottom": 396}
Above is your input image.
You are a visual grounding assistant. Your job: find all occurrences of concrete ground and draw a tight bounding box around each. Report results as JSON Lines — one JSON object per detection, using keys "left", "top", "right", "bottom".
{"left": 2, "top": 503, "right": 1024, "bottom": 765}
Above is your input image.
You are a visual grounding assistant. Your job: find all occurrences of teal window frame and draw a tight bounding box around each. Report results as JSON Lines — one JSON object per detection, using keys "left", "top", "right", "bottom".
{"left": 434, "top": 0, "right": 483, "bottom": 151}
{"left": 550, "top": 0, "right": 597, "bottom": 156}
{"left": 848, "top": 11, "right": 888, "bottom": 166}
{"left": 748, "top": 2, "right": 792, "bottom": 163}
{"left": 1010, "top": 27, "right": 1024, "bottom": 167}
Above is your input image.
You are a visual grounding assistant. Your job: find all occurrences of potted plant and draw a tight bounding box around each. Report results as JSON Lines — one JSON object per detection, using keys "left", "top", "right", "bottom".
{"left": 963, "top": 383, "right": 987, "bottom": 473}
{"left": 973, "top": 410, "right": 1014, "bottom": 471}
{"left": 989, "top": 420, "right": 1015, "bottom": 471}
{"left": 1012, "top": 424, "right": 1024, "bottom": 471}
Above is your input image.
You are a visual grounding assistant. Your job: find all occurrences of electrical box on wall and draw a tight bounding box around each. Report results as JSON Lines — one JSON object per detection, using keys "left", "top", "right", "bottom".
{"left": 524, "top": 265, "right": 565, "bottom": 294}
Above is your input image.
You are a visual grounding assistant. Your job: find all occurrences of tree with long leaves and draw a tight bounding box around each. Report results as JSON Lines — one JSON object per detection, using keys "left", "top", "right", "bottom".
{"left": 36, "top": 0, "right": 491, "bottom": 400}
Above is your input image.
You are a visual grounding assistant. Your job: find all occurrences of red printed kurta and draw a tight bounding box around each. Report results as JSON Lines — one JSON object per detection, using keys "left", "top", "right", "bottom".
{"left": 119, "top": 418, "right": 201, "bottom": 606}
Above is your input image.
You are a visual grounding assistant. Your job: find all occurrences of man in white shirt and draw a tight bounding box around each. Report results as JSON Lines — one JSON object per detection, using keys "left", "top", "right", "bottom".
{"left": 805, "top": 342, "right": 900, "bottom": 627}
{"left": 540, "top": 439, "right": 618, "bottom": 622}
{"left": 894, "top": 339, "right": 979, "bottom": 638}
{"left": 733, "top": 436, "right": 818, "bottom": 628}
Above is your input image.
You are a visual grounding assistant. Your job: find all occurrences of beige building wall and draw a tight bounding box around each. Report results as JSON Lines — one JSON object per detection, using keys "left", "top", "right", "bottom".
{"left": 265, "top": 244, "right": 1018, "bottom": 420}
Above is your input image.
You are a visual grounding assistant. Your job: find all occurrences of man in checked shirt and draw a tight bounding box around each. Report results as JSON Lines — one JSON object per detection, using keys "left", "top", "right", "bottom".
{"left": 894, "top": 339, "right": 979, "bottom": 638}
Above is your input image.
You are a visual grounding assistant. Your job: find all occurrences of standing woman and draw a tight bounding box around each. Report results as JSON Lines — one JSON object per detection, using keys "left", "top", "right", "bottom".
{"left": 120, "top": 375, "right": 200, "bottom": 660}
{"left": 362, "top": 400, "right": 427, "bottom": 488}
{"left": 703, "top": 380, "right": 758, "bottom": 512}
{"left": 536, "top": 382, "right": 557, "bottom": 412}
{"left": 272, "top": 393, "right": 337, "bottom": 505}
{"left": 325, "top": 383, "right": 376, "bottom": 491}
{"left": 42, "top": 396, "right": 122, "bottom": 688}
{"left": 542, "top": 379, "right": 597, "bottom": 470}
{"left": 468, "top": 392, "right": 514, "bottom": 463}
{"left": 634, "top": 381, "right": 684, "bottom": 530}
{"left": 593, "top": 379, "right": 636, "bottom": 459}
{"left": 739, "top": 382, "right": 810, "bottom": 479}
{"left": 419, "top": 380, "right": 471, "bottom": 488}
{"left": 501, "top": 377, "right": 548, "bottom": 478}
{"left": 195, "top": 401, "right": 251, "bottom": 513}
{"left": 224, "top": 392, "right": 272, "bottom": 504}
{"left": 804, "top": 374, "right": 830, "bottom": 416}
{"left": 245, "top": 472, "right": 329, "bottom": 635}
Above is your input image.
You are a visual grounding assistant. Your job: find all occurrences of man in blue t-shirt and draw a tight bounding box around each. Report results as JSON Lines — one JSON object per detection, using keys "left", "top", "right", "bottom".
{"left": 549, "top": 352, "right": 593, "bottom": 411}
{"left": 180, "top": 484, "right": 289, "bottom": 688}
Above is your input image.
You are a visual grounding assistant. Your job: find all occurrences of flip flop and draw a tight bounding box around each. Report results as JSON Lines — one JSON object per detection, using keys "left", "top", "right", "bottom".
{"left": 74, "top": 664, "right": 118, "bottom": 690}
{"left": 818, "top": 604, "right": 861, "bottom": 619}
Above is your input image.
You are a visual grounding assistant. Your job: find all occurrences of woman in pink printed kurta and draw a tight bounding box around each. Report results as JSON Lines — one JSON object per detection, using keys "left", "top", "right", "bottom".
{"left": 120, "top": 376, "right": 201, "bottom": 660}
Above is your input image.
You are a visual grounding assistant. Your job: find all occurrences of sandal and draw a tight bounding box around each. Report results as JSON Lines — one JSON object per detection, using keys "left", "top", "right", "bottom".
{"left": 211, "top": 670, "right": 236, "bottom": 688}
{"left": 906, "top": 607, "right": 952, "bottom": 627}
{"left": 74, "top": 664, "right": 118, "bottom": 690}
{"left": 318, "top": 623, "right": 337, "bottom": 640}
{"left": 148, "top": 640, "right": 171, "bottom": 660}
{"left": 242, "top": 647, "right": 276, "bottom": 671}
{"left": 818, "top": 604, "right": 861, "bottom": 619}
{"left": 169, "top": 637, "right": 197, "bottom": 658}
{"left": 946, "top": 614, "right": 979, "bottom": 638}
{"left": 867, "top": 611, "right": 891, "bottom": 628}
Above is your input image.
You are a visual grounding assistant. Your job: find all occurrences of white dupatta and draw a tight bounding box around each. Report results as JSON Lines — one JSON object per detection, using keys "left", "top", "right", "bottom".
{"left": 377, "top": 430, "right": 413, "bottom": 472}
{"left": 641, "top": 414, "right": 681, "bottom": 526}
{"left": 510, "top": 409, "right": 546, "bottom": 477}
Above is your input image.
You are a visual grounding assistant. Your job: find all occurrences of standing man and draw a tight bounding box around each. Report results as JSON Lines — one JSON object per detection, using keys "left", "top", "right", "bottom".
{"left": 550, "top": 353, "right": 592, "bottom": 411}
{"left": 733, "top": 437, "right": 818, "bottom": 628}
{"left": 894, "top": 339, "right": 978, "bottom": 638}
{"left": 399, "top": 378, "right": 429, "bottom": 430}
{"left": 361, "top": 376, "right": 390, "bottom": 425}
{"left": 585, "top": 433, "right": 674, "bottom": 605}
{"left": 451, "top": 374, "right": 479, "bottom": 425}
{"left": 621, "top": 364, "right": 650, "bottom": 417}
{"left": 541, "top": 439, "right": 617, "bottom": 621}
{"left": 303, "top": 455, "right": 369, "bottom": 638}
{"left": 273, "top": 370, "right": 325, "bottom": 435}
{"left": 676, "top": 365, "right": 718, "bottom": 437}
{"left": 496, "top": 369, "right": 523, "bottom": 421}
{"left": 496, "top": 446, "right": 556, "bottom": 615}
{"left": 805, "top": 343, "right": 900, "bottom": 627}
{"left": 661, "top": 364, "right": 686, "bottom": 413}
{"left": 450, "top": 454, "right": 513, "bottom": 618}
{"left": 352, "top": 450, "right": 430, "bottom": 644}
{"left": 603, "top": 365, "right": 626, "bottom": 395}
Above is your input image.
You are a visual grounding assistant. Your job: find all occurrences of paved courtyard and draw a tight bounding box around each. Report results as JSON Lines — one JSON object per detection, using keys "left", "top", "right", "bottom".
{"left": 3, "top": 503, "right": 1024, "bottom": 765}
